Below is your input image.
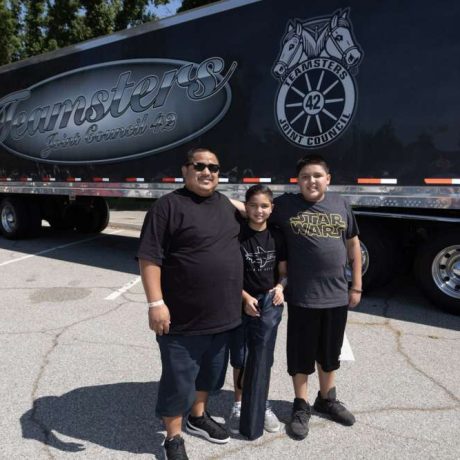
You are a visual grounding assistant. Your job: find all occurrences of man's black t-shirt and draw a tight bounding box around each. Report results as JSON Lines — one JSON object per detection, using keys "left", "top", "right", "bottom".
{"left": 239, "top": 223, "right": 286, "bottom": 297}
{"left": 137, "top": 187, "right": 243, "bottom": 335}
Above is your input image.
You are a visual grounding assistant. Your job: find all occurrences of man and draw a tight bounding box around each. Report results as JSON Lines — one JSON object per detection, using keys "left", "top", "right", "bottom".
{"left": 137, "top": 148, "right": 243, "bottom": 460}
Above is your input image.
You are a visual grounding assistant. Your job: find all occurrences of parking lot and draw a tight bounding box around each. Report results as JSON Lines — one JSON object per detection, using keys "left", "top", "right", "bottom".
{"left": 1, "top": 213, "right": 459, "bottom": 459}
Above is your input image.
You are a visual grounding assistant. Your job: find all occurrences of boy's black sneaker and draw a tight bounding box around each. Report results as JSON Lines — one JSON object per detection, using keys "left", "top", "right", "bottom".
{"left": 186, "top": 411, "right": 230, "bottom": 444}
{"left": 163, "top": 435, "right": 189, "bottom": 460}
{"left": 286, "top": 398, "right": 311, "bottom": 440}
{"left": 313, "top": 387, "right": 356, "bottom": 426}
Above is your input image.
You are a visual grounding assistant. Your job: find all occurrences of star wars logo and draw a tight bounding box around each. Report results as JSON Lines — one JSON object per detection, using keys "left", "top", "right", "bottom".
{"left": 290, "top": 212, "right": 346, "bottom": 238}
{"left": 272, "top": 8, "right": 363, "bottom": 149}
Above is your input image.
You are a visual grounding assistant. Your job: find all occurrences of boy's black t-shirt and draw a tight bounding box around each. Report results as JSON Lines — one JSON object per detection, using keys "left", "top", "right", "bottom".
{"left": 270, "top": 192, "right": 359, "bottom": 309}
{"left": 137, "top": 187, "right": 243, "bottom": 335}
{"left": 239, "top": 223, "right": 286, "bottom": 297}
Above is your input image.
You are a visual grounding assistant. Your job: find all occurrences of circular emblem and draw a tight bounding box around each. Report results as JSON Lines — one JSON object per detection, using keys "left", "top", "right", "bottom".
{"left": 275, "top": 58, "right": 356, "bottom": 148}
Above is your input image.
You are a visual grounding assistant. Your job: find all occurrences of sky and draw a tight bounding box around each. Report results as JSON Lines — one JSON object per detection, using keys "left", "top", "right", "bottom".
{"left": 152, "top": 0, "right": 182, "bottom": 18}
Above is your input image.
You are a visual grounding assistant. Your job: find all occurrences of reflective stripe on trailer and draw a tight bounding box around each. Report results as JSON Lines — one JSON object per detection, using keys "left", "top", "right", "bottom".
{"left": 93, "top": 177, "right": 110, "bottom": 182}
{"left": 357, "top": 178, "right": 398, "bottom": 184}
{"left": 0, "top": 177, "right": 12, "bottom": 182}
{"left": 66, "top": 177, "right": 82, "bottom": 182}
{"left": 42, "top": 177, "right": 56, "bottom": 181}
{"left": 242, "top": 178, "right": 271, "bottom": 183}
{"left": 161, "top": 178, "right": 184, "bottom": 183}
{"left": 424, "top": 178, "right": 460, "bottom": 185}
{"left": 125, "top": 178, "right": 145, "bottom": 182}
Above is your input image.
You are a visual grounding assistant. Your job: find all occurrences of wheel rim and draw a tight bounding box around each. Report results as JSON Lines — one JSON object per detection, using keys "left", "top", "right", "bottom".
{"left": 431, "top": 245, "right": 460, "bottom": 299}
{"left": 346, "top": 241, "right": 369, "bottom": 281}
{"left": 1, "top": 204, "right": 17, "bottom": 233}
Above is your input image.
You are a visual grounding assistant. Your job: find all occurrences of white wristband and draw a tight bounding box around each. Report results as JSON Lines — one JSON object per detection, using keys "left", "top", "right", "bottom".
{"left": 148, "top": 299, "right": 165, "bottom": 308}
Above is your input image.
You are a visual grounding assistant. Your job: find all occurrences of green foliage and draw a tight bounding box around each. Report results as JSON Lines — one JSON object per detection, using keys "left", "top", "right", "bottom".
{"left": 0, "top": 1, "right": 20, "bottom": 65}
{"left": 0, "top": 0, "right": 158, "bottom": 63}
{"left": 24, "top": 0, "right": 46, "bottom": 56}
{"left": 0, "top": 0, "right": 218, "bottom": 66}
{"left": 115, "top": 0, "right": 153, "bottom": 30}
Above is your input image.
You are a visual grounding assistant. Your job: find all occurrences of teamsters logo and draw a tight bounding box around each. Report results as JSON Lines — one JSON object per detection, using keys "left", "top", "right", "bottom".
{"left": 0, "top": 58, "right": 237, "bottom": 164}
{"left": 272, "top": 9, "right": 362, "bottom": 149}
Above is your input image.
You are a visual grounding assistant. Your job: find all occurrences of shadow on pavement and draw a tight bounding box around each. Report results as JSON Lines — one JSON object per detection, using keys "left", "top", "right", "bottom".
{"left": 0, "top": 229, "right": 140, "bottom": 275}
{"left": 20, "top": 382, "right": 295, "bottom": 456}
{"left": 21, "top": 382, "right": 163, "bottom": 457}
{"left": 355, "top": 274, "right": 460, "bottom": 331}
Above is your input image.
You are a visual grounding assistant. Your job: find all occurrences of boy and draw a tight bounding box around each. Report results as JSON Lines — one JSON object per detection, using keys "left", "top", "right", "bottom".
{"left": 228, "top": 184, "right": 287, "bottom": 439}
{"left": 270, "top": 154, "right": 362, "bottom": 440}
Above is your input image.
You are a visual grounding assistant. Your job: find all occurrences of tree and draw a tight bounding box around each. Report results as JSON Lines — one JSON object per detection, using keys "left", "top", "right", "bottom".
{"left": 24, "top": 0, "right": 46, "bottom": 57}
{"left": 0, "top": 1, "right": 20, "bottom": 65}
{"left": 115, "top": 0, "right": 154, "bottom": 30}
{"left": 80, "top": 0, "right": 117, "bottom": 39}
{"left": 45, "top": 0, "right": 85, "bottom": 51}
{"left": 0, "top": 0, "right": 217, "bottom": 65}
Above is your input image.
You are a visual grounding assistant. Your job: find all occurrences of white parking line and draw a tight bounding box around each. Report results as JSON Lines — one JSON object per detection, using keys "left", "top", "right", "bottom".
{"left": 340, "top": 333, "right": 355, "bottom": 361}
{"left": 0, "top": 230, "right": 122, "bottom": 267}
{"left": 105, "top": 276, "right": 141, "bottom": 300}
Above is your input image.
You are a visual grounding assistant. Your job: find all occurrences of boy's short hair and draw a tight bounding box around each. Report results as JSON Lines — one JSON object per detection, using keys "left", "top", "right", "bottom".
{"left": 184, "top": 147, "right": 218, "bottom": 165}
{"left": 296, "top": 154, "right": 330, "bottom": 175}
{"left": 245, "top": 184, "right": 274, "bottom": 203}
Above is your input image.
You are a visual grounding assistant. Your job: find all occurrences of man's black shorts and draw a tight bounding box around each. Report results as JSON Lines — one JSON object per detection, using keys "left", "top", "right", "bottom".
{"left": 287, "top": 304, "right": 348, "bottom": 376}
{"left": 155, "top": 332, "right": 229, "bottom": 417}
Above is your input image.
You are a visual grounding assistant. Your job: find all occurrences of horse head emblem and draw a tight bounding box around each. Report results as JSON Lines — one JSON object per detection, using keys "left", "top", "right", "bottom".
{"left": 324, "top": 9, "right": 361, "bottom": 69}
{"left": 273, "top": 22, "right": 311, "bottom": 78}
{"left": 273, "top": 9, "right": 362, "bottom": 80}
{"left": 272, "top": 8, "right": 363, "bottom": 150}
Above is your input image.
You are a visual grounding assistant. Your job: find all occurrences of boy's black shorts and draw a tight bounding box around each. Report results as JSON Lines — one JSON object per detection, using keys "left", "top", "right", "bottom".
{"left": 287, "top": 304, "right": 348, "bottom": 376}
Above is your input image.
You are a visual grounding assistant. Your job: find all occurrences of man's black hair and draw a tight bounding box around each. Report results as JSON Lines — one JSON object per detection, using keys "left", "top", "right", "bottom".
{"left": 184, "top": 147, "right": 218, "bottom": 165}
{"left": 296, "top": 154, "right": 330, "bottom": 175}
{"left": 245, "top": 184, "right": 274, "bottom": 203}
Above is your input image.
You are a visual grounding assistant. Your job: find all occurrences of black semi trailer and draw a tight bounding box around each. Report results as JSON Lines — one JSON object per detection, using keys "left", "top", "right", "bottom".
{"left": 0, "top": 0, "right": 459, "bottom": 313}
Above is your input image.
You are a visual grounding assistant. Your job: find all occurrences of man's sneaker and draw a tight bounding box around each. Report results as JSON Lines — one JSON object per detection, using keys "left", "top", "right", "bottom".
{"left": 186, "top": 411, "right": 230, "bottom": 444}
{"left": 264, "top": 402, "right": 281, "bottom": 433}
{"left": 228, "top": 401, "right": 241, "bottom": 434}
{"left": 313, "top": 387, "right": 356, "bottom": 426}
{"left": 163, "top": 435, "right": 189, "bottom": 460}
{"left": 286, "top": 398, "right": 311, "bottom": 440}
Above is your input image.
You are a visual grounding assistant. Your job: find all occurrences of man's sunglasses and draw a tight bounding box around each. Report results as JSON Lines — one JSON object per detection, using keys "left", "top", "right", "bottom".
{"left": 186, "top": 162, "right": 220, "bottom": 173}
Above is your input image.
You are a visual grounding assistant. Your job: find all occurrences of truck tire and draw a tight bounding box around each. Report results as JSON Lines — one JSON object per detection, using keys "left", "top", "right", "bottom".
{"left": 0, "top": 197, "right": 41, "bottom": 239}
{"left": 75, "top": 197, "right": 109, "bottom": 233}
{"left": 414, "top": 232, "right": 460, "bottom": 315}
{"left": 358, "top": 221, "right": 397, "bottom": 290}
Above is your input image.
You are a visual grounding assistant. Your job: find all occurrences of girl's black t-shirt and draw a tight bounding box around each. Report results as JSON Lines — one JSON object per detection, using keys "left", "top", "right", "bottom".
{"left": 137, "top": 187, "right": 243, "bottom": 335}
{"left": 239, "top": 223, "right": 286, "bottom": 296}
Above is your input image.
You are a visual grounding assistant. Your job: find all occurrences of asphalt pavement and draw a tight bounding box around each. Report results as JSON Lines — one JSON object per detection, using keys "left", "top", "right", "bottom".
{"left": 0, "top": 210, "right": 458, "bottom": 459}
